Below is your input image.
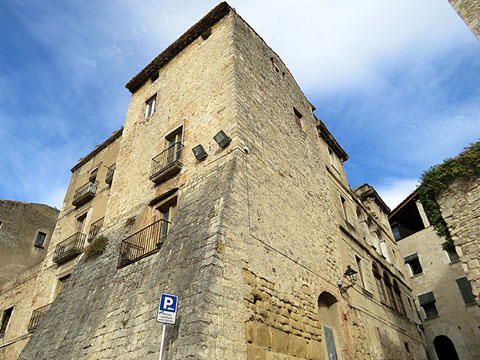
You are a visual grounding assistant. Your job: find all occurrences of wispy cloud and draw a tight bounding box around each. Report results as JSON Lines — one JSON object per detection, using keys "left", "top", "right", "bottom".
{"left": 0, "top": 0, "right": 478, "bottom": 209}
{"left": 375, "top": 178, "right": 419, "bottom": 210}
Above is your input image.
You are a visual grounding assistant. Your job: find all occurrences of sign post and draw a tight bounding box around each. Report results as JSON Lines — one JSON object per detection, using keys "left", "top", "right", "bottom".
{"left": 157, "top": 293, "right": 178, "bottom": 360}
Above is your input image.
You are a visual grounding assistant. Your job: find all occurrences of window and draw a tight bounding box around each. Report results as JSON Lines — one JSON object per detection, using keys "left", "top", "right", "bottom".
{"left": 0, "top": 307, "right": 13, "bottom": 338}
{"left": 393, "top": 280, "right": 406, "bottom": 315}
{"left": 165, "top": 127, "right": 183, "bottom": 165}
{"left": 418, "top": 291, "right": 438, "bottom": 319}
{"left": 340, "top": 195, "right": 348, "bottom": 220}
{"left": 456, "top": 277, "right": 476, "bottom": 304}
{"left": 404, "top": 253, "right": 423, "bottom": 276}
{"left": 356, "top": 256, "right": 365, "bottom": 288}
{"left": 293, "top": 107, "right": 303, "bottom": 129}
{"left": 383, "top": 273, "right": 398, "bottom": 311}
{"left": 54, "top": 274, "right": 71, "bottom": 299}
{"left": 373, "top": 264, "right": 386, "bottom": 303}
{"left": 328, "top": 148, "right": 337, "bottom": 169}
{"left": 156, "top": 193, "right": 177, "bottom": 238}
{"left": 443, "top": 242, "right": 459, "bottom": 262}
{"left": 270, "top": 57, "right": 280, "bottom": 73}
{"left": 89, "top": 168, "right": 98, "bottom": 183}
{"left": 0, "top": 220, "right": 3, "bottom": 230}
{"left": 145, "top": 95, "right": 156, "bottom": 118}
{"left": 34, "top": 231, "right": 47, "bottom": 248}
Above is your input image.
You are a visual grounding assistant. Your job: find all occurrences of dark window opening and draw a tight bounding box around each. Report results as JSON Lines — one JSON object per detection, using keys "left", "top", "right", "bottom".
{"left": 405, "top": 342, "right": 410, "bottom": 353}
{"left": 404, "top": 254, "right": 423, "bottom": 275}
{"left": 443, "top": 242, "right": 459, "bottom": 262}
{"left": 419, "top": 292, "right": 438, "bottom": 319}
{"left": 293, "top": 107, "right": 303, "bottom": 129}
{"left": 0, "top": 307, "right": 13, "bottom": 338}
{"left": 34, "top": 231, "right": 47, "bottom": 248}
{"left": 388, "top": 194, "right": 426, "bottom": 241}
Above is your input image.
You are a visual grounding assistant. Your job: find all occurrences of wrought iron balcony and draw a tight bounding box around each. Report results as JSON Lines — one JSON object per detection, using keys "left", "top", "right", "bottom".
{"left": 72, "top": 181, "right": 97, "bottom": 207}
{"left": 118, "top": 219, "right": 170, "bottom": 268}
{"left": 149, "top": 142, "right": 184, "bottom": 183}
{"left": 28, "top": 304, "right": 51, "bottom": 332}
{"left": 105, "top": 164, "right": 115, "bottom": 185}
{"left": 53, "top": 232, "right": 86, "bottom": 264}
{"left": 87, "top": 217, "right": 104, "bottom": 242}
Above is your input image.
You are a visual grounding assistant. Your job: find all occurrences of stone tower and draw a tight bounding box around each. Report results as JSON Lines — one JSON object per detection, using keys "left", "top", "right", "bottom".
{"left": 19, "top": 3, "right": 425, "bottom": 359}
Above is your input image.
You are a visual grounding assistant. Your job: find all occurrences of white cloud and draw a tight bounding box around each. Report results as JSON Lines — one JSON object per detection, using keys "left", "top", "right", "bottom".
{"left": 375, "top": 178, "right": 419, "bottom": 210}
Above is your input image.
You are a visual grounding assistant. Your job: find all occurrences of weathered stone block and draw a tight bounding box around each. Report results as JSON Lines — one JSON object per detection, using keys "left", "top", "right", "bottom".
{"left": 247, "top": 344, "right": 267, "bottom": 360}
{"left": 288, "top": 333, "right": 308, "bottom": 357}
{"left": 271, "top": 327, "right": 288, "bottom": 354}
{"left": 255, "top": 322, "right": 272, "bottom": 348}
{"left": 307, "top": 340, "right": 325, "bottom": 360}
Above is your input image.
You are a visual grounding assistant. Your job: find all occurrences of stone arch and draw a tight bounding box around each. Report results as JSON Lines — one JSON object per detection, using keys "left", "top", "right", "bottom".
{"left": 433, "top": 335, "right": 459, "bottom": 360}
{"left": 318, "top": 291, "right": 341, "bottom": 360}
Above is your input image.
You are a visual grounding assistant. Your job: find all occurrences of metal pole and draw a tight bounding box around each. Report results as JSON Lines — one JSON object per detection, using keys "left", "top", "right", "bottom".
{"left": 159, "top": 323, "right": 166, "bottom": 360}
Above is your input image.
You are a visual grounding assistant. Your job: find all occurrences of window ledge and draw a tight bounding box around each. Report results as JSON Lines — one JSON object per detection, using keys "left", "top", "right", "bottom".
{"left": 33, "top": 244, "right": 44, "bottom": 249}
{"left": 449, "top": 259, "right": 461, "bottom": 264}
{"left": 410, "top": 273, "right": 424, "bottom": 279}
{"left": 424, "top": 315, "right": 439, "bottom": 321}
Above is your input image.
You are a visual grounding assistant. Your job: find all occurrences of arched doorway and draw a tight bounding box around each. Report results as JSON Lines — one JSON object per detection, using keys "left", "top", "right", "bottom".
{"left": 433, "top": 335, "right": 459, "bottom": 360}
{"left": 318, "top": 291, "right": 340, "bottom": 360}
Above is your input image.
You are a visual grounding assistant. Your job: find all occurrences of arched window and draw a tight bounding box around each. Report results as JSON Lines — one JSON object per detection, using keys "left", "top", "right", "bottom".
{"left": 393, "top": 280, "right": 406, "bottom": 315}
{"left": 383, "top": 272, "right": 397, "bottom": 311}
{"left": 372, "top": 263, "right": 386, "bottom": 303}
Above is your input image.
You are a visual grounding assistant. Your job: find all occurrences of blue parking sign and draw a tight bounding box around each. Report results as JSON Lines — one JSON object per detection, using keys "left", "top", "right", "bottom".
{"left": 157, "top": 294, "right": 178, "bottom": 324}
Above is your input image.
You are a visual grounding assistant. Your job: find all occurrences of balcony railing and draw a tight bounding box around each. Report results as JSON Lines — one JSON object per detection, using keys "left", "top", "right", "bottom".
{"left": 105, "top": 164, "right": 115, "bottom": 185}
{"left": 28, "top": 304, "right": 51, "bottom": 332}
{"left": 87, "top": 217, "right": 104, "bottom": 242}
{"left": 72, "top": 181, "right": 97, "bottom": 207}
{"left": 53, "top": 232, "right": 86, "bottom": 264}
{"left": 149, "top": 142, "right": 184, "bottom": 183}
{"left": 118, "top": 219, "right": 170, "bottom": 268}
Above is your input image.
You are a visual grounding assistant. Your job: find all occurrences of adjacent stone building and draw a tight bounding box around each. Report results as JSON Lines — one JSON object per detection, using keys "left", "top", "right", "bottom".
{"left": 5, "top": 3, "right": 427, "bottom": 359}
{"left": 0, "top": 201, "right": 59, "bottom": 359}
{"left": 448, "top": 0, "right": 480, "bottom": 40}
{"left": 390, "top": 190, "right": 480, "bottom": 360}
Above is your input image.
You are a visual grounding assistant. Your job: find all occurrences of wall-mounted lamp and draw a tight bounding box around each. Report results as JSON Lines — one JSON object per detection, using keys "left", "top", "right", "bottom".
{"left": 337, "top": 265, "right": 358, "bottom": 294}
{"left": 213, "top": 130, "right": 231, "bottom": 148}
{"left": 192, "top": 145, "right": 208, "bottom": 161}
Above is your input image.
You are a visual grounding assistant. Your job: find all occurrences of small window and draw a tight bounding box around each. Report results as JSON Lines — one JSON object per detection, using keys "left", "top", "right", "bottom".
{"left": 34, "top": 232, "right": 47, "bottom": 248}
{"left": 418, "top": 291, "right": 438, "bottom": 319}
{"left": 293, "top": 108, "right": 303, "bottom": 129}
{"left": 356, "top": 255, "right": 365, "bottom": 288}
{"left": 0, "top": 220, "right": 3, "bottom": 230}
{"left": 145, "top": 95, "right": 156, "bottom": 118}
{"left": 393, "top": 280, "right": 406, "bottom": 315}
{"left": 328, "top": 148, "right": 337, "bottom": 169}
{"left": 340, "top": 195, "right": 348, "bottom": 220}
{"left": 373, "top": 264, "right": 386, "bottom": 303}
{"left": 404, "top": 253, "right": 423, "bottom": 276}
{"left": 383, "top": 273, "right": 398, "bottom": 311}
{"left": 456, "top": 277, "right": 476, "bottom": 304}
{"left": 157, "top": 197, "right": 177, "bottom": 238}
{"left": 0, "top": 307, "right": 13, "bottom": 338}
{"left": 270, "top": 57, "right": 280, "bottom": 73}
{"left": 54, "top": 274, "right": 71, "bottom": 299}
{"left": 404, "top": 342, "right": 410, "bottom": 353}
{"left": 442, "top": 242, "right": 459, "bottom": 262}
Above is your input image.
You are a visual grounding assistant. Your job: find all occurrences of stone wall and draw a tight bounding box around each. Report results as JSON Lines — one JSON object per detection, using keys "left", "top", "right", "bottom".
{"left": 437, "top": 176, "right": 480, "bottom": 299}
{"left": 397, "top": 225, "right": 480, "bottom": 360}
{"left": 448, "top": 0, "right": 480, "bottom": 40}
{"left": 0, "top": 201, "right": 58, "bottom": 284}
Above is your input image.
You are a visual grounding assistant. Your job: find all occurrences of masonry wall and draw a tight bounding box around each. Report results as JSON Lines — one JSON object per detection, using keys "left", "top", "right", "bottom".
{"left": 448, "top": 0, "right": 480, "bottom": 40}
{"left": 0, "top": 201, "right": 58, "bottom": 284}
{"left": 437, "top": 176, "right": 480, "bottom": 299}
{"left": 20, "top": 12, "right": 238, "bottom": 360}
{"left": 396, "top": 225, "right": 480, "bottom": 360}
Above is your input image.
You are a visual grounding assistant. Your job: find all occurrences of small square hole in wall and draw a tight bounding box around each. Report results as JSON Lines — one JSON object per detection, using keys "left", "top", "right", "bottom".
{"left": 270, "top": 57, "right": 280, "bottom": 73}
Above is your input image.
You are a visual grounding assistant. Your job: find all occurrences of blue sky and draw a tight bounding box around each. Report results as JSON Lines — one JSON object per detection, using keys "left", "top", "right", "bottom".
{"left": 0, "top": 0, "right": 478, "bottom": 209}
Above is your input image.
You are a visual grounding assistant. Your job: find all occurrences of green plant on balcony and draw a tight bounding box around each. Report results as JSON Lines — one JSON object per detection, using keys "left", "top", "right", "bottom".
{"left": 85, "top": 235, "right": 109, "bottom": 260}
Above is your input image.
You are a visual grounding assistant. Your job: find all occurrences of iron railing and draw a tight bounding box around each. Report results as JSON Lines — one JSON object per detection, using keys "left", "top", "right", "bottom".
{"left": 118, "top": 219, "right": 170, "bottom": 268}
{"left": 106, "top": 164, "right": 115, "bottom": 185}
{"left": 53, "top": 232, "right": 86, "bottom": 264}
{"left": 28, "top": 304, "right": 51, "bottom": 332}
{"left": 87, "top": 217, "right": 104, "bottom": 242}
{"left": 72, "top": 181, "right": 97, "bottom": 206}
{"left": 150, "top": 142, "right": 184, "bottom": 179}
